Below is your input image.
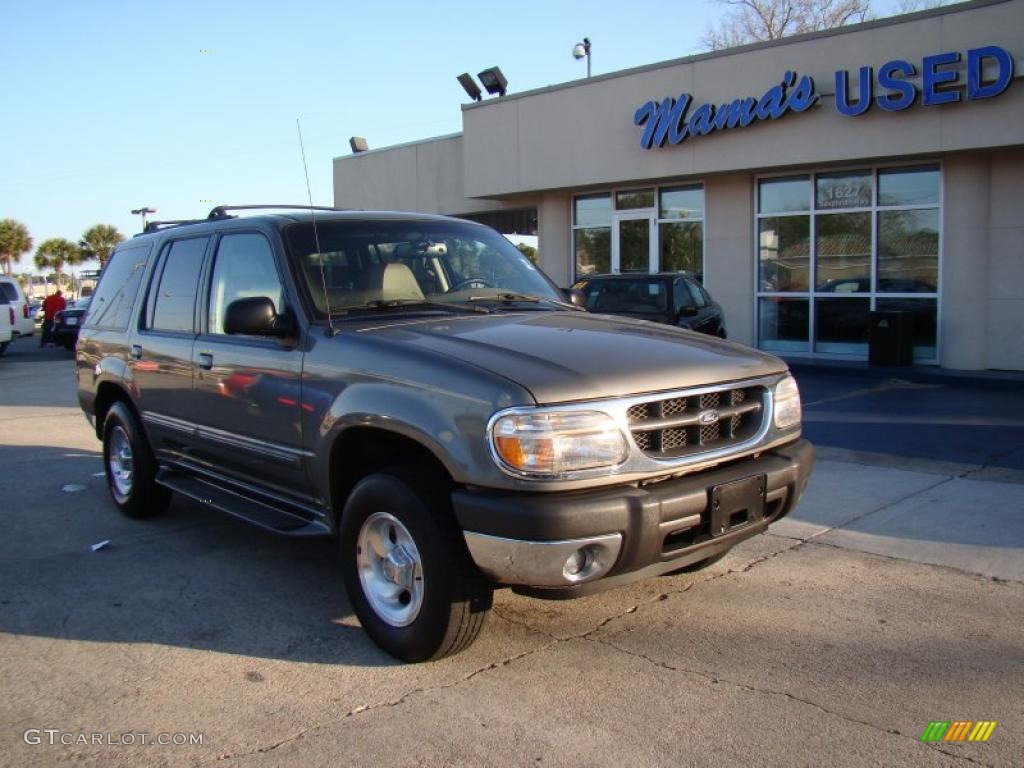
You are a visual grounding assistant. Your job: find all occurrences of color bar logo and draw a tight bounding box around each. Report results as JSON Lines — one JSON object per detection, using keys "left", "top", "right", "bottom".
{"left": 920, "top": 721, "right": 997, "bottom": 742}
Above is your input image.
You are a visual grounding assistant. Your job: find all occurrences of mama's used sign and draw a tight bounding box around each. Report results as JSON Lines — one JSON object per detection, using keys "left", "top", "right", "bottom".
{"left": 633, "top": 45, "right": 1014, "bottom": 150}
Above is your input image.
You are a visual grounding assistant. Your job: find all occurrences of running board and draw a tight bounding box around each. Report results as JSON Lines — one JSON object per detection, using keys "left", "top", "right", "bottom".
{"left": 157, "top": 469, "right": 330, "bottom": 537}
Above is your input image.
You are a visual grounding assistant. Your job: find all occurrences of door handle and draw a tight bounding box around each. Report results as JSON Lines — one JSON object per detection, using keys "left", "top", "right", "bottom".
{"left": 129, "top": 344, "right": 142, "bottom": 360}
{"left": 198, "top": 353, "right": 213, "bottom": 370}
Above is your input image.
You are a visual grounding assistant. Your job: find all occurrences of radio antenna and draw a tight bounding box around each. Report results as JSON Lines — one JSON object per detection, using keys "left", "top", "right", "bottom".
{"left": 296, "top": 118, "right": 336, "bottom": 337}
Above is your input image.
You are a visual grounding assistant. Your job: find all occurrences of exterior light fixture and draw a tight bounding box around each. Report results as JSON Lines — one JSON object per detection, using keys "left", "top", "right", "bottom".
{"left": 457, "top": 73, "right": 483, "bottom": 102}
{"left": 477, "top": 67, "right": 508, "bottom": 97}
{"left": 349, "top": 136, "right": 369, "bottom": 153}
{"left": 572, "top": 37, "right": 592, "bottom": 78}
{"left": 130, "top": 207, "right": 156, "bottom": 229}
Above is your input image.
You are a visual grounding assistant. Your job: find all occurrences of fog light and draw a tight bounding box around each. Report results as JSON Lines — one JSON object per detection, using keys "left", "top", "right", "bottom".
{"left": 564, "top": 548, "right": 591, "bottom": 577}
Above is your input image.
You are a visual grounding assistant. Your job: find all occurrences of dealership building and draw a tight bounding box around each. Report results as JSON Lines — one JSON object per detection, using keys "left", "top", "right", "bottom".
{"left": 334, "top": 0, "right": 1024, "bottom": 371}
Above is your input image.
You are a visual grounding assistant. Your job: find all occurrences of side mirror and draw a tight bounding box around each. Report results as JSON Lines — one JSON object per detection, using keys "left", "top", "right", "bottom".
{"left": 224, "top": 297, "right": 293, "bottom": 337}
{"left": 562, "top": 288, "right": 587, "bottom": 309}
{"left": 678, "top": 306, "right": 699, "bottom": 319}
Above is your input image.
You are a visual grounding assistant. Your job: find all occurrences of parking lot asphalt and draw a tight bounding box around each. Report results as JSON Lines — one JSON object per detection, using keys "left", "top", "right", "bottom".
{"left": 1, "top": 337, "right": 1022, "bottom": 767}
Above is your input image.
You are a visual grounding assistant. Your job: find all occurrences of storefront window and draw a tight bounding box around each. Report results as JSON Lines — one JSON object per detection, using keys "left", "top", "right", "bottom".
{"left": 759, "top": 177, "right": 810, "bottom": 214}
{"left": 758, "top": 216, "right": 809, "bottom": 291}
{"left": 815, "top": 212, "right": 871, "bottom": 291}
{"left": 660, "top": 221, "right": 702, "bottom": 275}
{"left": 759, "top": 298, "right": 809, "bottom": 352}
{"left": 573, "top": 194, "right": 612, "bottom": 277}
{"left": 615, "top": 188, "right": 654, "bottom": 210}
{"left": 756, "top": 164, "right": 940, "bottom": 362}
{"left": 660, "top": 186, "right": 704, "bottom": 220}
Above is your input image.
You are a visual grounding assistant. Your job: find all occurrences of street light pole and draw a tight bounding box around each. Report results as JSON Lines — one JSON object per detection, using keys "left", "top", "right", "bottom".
{"left": 130, "top": 206, "right": 156, "bottom": 231}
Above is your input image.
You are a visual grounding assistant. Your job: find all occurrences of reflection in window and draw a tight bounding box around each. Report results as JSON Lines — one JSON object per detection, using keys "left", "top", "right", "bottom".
{"left": 660, "top": 222, "right": 702, "bottom": 278}
{"left": 816, "top": 171, "right": 872, "bottom": 210}
{"left": 660, "top": 186, "right": 704, "bottom": 219}
{"left": 759, "top": 298, "right": 809, "bottom": 352}
{"left": 209, "top": 234, "right": 283, "bottom": 334}
{"left": 878, "top": 166, "right": 940, "bottom": 206}
{"left": 574, "top": 194, "right": 612, "bottom": 227}
{"left": 759, "top": 217, "right": 809, "bottom": 291}
{"left": 615, "top": 189, "right": 654, "bottom": 210}
{"left": 759, "top": 176, "right": 810, "bottom": 214}
{"left": 574, "top": 227, "right": 611, "bottom": 277}
{"left": 815, "top": 298, "right": 870, "bottom": 353}
{"left": 878, "top": 209, "right": 939, "bottom": 292}
{"left": 815, "top": 212, "right": 871, "bottom": 291}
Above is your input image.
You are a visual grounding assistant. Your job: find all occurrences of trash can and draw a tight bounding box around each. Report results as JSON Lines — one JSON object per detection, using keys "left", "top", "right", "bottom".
{"left": 869, "top": 310, "right": 914, "bottom": 366}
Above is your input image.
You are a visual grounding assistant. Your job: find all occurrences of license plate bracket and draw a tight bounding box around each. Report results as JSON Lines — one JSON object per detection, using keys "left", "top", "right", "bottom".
{"left": 709, "top": 474, "right": 766, "bottom": 537}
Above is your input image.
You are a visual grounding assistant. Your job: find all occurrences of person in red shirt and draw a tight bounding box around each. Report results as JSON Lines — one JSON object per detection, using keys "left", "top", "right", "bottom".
{"left": 40, "top": 290, "right": 66, "bottom": 347}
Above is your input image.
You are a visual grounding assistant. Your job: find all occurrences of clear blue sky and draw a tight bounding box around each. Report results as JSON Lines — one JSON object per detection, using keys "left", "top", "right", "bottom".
{"left": 1, "top": 0, "right": 909, "bottom": 272}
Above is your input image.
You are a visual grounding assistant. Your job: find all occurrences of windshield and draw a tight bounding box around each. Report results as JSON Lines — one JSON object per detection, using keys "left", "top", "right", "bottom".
{"left": 575, "top": 278, "right": 669, "bottom": 314}
{"left": 283, "top": 220, "right": 562, "bottom": 315}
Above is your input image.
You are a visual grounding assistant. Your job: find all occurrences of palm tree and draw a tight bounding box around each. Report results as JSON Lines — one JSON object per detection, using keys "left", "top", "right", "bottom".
{"left": 0, "top": 218, "right": 33, "bottom": 277}
{"left": 34, "top": 238, "right": 83, "bottom": 293}
{"left": 80, "top": 223, "right": 125, "bottom": 268}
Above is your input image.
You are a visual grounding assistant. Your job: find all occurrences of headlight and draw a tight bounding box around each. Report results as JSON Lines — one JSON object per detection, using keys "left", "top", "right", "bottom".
{"left": 773, "top": 375, "right": 802, "bottom": 430}
{"left": 490, "top": 410, "right": 628, "bottom": 476}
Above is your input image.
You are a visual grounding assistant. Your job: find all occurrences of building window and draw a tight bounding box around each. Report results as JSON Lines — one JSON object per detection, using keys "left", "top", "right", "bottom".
{"left": 756, "top": 164, "right": 940, "bottom": 361}
{"left": 572, "top": 184, "right": 704, "bottom": 281}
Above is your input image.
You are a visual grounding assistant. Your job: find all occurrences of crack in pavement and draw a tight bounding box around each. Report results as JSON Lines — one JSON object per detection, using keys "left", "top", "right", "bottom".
{"left": 591, "top": 635, "right": 994, "bottom": 768}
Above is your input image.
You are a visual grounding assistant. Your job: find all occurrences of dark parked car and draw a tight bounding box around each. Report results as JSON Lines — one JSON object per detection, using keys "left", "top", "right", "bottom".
{"left": 76, "top": 207, "right": 812, "bottom": 662}
{"left": 572, "top": 273, "right": 727, "bottom": 337}
{"left": 53, "top": 298, "right": 91, "bottom": 349}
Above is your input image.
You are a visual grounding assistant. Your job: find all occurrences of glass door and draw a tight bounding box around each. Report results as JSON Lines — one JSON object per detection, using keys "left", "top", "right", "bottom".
{"left": 613, "top": 213, "right": 655, "bottom": 273}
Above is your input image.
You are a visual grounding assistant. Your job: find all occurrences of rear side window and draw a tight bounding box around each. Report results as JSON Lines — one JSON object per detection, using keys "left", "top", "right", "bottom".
{"left": 0, "top": 282, "right": 18, "bottom": 301}
{"left": 147, "top": 237, "right": 208, "bottom": 333}
{"left": 85, "top": 245, "right": 151, "bottom": 330}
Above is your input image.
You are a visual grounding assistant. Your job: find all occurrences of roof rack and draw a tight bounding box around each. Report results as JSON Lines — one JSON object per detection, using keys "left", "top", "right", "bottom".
{"left": 140, "top": 204, "right": 342, "bottom": 234}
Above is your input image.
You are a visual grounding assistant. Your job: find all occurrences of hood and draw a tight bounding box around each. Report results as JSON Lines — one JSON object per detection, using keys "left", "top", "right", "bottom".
{"left": 351, "top": 310, "right": 786, "bottom": 404}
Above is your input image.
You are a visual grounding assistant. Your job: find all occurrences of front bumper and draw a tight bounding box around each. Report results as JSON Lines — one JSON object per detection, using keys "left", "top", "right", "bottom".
{"left": 454, "top": 439, "right": 813, "bottom": 598}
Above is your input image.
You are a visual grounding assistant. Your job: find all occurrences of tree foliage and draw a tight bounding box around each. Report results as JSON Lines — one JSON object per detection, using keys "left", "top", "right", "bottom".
{"left": 34, "top": 238, "right": 85, "bottom": 280}
{"left": 515, "top": 242, "right": 539, "bottom": 264}
{"left": 80, "top": 223, "right": 125, "bottom": 266}
{"left": 0, "top": 218, "right": 33, "bottom": 277}
{"left": 703, "top": 0, "right": 871, "bottom": 50}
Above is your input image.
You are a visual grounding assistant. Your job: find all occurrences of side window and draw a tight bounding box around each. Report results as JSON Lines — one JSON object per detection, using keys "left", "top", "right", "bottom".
{"left": 674, "top": 279, "right": 696, "bottom": 312}
{"left": 208, "top": 233, "right": 283, "bottom": 335}
{"left": 147, "top": 237, "right": 208, "bottom": 333}
{"left": 85, "top": 245, "right": 151, "bottom": 330}
{"left": 685, "top": 279, "right": 708, "bottom": 308}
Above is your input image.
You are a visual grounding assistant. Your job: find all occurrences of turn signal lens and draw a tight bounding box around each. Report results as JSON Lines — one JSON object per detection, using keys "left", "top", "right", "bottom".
{"left": 490, "top": 410, "right": 627, "bottom": 477}
{"left": 774, "top": 375, "right": 802, "bottom": 430}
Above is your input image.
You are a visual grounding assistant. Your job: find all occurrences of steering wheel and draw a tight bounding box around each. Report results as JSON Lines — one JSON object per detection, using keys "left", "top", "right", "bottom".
{"left": 447, "top": 277, "right": 493, "bottom": 292}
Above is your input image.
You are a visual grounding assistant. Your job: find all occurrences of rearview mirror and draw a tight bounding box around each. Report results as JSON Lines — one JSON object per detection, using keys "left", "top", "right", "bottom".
{"left": 562, "top": 288, "right": 587, "bottom": 309}
{"left": 224, "top": 297, "right": 293, "bottom": 337}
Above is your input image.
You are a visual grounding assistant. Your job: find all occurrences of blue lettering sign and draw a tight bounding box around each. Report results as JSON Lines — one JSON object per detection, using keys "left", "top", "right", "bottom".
{"left": 967, "top": 45, "right": 1014, "bottom": 99}
{"left": 633, "top": 45, "right": 1014, "bottom": 149}
{"left": 922, "top": 51, "right": 961, "bottom": 105}
{"left": 633, "top": 71, "right": 818, "bottom": 150}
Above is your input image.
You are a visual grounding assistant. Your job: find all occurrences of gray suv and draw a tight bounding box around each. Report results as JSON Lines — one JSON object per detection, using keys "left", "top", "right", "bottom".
{"left": 76, "top": 207, "right": 813, "bottom": 662}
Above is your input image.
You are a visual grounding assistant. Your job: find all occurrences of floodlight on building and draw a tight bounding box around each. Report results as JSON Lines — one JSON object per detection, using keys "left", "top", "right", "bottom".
{"left": 349, "top": 136, "right": 369, "bottom": 153}
{"left": 477, "top": 67, "right": 508, "bottom": 97}
{"left": 457, "top": 73, "right": 483, "bottom": 102}
{"left": 573, "top": 37, "right": 592, "bottom": 78}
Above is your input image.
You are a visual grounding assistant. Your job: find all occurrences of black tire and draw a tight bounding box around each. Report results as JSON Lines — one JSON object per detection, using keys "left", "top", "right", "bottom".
{"left": 663, "top": 549, "right": 730, "bottom": 576}
{"left": 102, "top": 401, "right": 171, "bottom": 518}
{"left": 339, "top": 467, "right": 493, "bottom": 662}
{"left": 0, "top": 341, "right": 8, "bottom": 357}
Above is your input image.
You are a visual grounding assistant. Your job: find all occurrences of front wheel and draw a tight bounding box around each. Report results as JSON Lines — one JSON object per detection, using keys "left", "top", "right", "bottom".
{"left": 339, "top": 468, "right": 493, "bottom": 662}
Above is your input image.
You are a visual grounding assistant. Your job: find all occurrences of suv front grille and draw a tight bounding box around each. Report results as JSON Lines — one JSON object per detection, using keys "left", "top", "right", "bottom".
{"left": 627, "top": 385, "right": 767, "bottom": 459}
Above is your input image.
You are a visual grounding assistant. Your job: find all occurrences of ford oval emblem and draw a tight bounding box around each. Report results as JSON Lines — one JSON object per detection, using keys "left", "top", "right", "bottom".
{"left": 698, "top": 409, "right": 720, "bottom": 426}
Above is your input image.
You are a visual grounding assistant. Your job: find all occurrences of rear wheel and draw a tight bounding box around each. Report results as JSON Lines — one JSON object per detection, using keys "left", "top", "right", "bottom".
{"left": 102, "top": 401, "right": 171, "bottom": 518}
{"left": 340, "top": 467, "right": 493, "bottom": 662}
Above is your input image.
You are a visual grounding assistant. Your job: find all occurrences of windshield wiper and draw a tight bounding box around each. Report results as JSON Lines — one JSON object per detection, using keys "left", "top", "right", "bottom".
{"left": 467, "top": 292, "right": 578, "bottom": 310}
{"left": 332, "top": 299, "right": 490, "bottom": 316}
